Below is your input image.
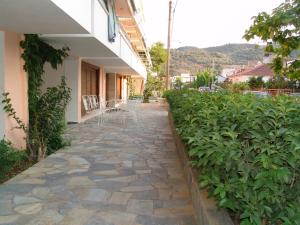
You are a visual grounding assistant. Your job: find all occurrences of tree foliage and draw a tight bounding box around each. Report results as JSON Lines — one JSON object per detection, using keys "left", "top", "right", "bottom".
{"left": 143, "top": 74, "right": 164, "bottom": 102}
{"left": 193, "top": 68, "right": 216, "bottom": 88}
{"left": 244, "top": 0, "right": 300, "bottom": 80}
{"left": 149, "top": 42, "right": 167, "bottom": 74}
{"left": 174, "top": 77, "right": 183, "bottom": 90}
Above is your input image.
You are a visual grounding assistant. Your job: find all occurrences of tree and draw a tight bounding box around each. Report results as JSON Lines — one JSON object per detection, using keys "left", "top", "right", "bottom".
{"left": 143, "top": 73, "right": 164, "bottom": 103}
{"left": 248, "top": 77, "right": 264, "bottom": 89}
{"left": 193, "top": 69, "right": 216, "bottom": 89}
{"left": 149, "top": 42, "right": 167, "bottom": 75}
{"left": 174, "top": 77, "right": 183, "bottom": 90}
{"left": 244, "top": 0, "right": 300, "bottom": 80}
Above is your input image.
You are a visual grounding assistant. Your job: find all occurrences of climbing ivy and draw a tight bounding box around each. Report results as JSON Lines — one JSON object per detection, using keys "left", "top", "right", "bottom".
{"left": 2, "top": 34, "right": 70, "bottom": 161}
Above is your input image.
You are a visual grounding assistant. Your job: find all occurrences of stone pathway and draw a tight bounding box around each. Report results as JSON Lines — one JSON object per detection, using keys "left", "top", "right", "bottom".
{"left": 0, "top": 103, "right": 196, "bottom": 225}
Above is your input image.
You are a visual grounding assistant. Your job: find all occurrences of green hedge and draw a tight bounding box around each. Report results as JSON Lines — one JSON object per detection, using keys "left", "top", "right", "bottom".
{"left": 165, "top": 90, "right": 300, "bottom": 225}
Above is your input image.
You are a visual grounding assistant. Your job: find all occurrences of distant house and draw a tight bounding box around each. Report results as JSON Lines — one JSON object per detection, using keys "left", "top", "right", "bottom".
{"left": 227, "top": 64, "right": 274, "bottom": 83}
{"left": 172, "top": 73, "right": 196, "bottom": 84}
{"left": 218, "top": 66, "right": 244, "bottom": 83}
{"left": 181, "top": 73, "right": 196, "bottom": 83}
{"left": 217, "top": 74, "right": 226, "bottom": 83}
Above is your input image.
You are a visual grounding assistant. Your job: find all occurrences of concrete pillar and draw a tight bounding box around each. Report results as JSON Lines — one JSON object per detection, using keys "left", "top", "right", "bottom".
{"left": 0, "top": 31, "right": 5, "bottom": 140}
{"left": 107, "top": 73, "right": 117, "bottom": 101}
{"left": 122, "top": 76, "right": 128, "bottom": 101}
{"left": 65, "top": 57, "right": 81, "bottom": 123}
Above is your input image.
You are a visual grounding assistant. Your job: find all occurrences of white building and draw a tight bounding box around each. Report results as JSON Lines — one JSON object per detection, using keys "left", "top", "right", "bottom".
{"left": 0, "top": 0, "right": 151, "bottom": 148}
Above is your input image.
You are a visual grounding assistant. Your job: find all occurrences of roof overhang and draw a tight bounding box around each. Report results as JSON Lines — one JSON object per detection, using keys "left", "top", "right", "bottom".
{"left": 0, "top": 0, "right": 90, "bottom": 34}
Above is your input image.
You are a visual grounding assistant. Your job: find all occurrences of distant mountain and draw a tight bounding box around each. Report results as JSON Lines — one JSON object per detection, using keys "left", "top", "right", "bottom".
{"left": 170, "top": 43, "right": 265, "bottom": 76}
{"left": 203, "top": 44, "right": 265, "bottom": 64}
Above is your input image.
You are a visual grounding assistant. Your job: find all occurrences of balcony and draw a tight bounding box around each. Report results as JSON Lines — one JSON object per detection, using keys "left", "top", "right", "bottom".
{"left": 0, "top": 0, "right": 147, "bottom": 78}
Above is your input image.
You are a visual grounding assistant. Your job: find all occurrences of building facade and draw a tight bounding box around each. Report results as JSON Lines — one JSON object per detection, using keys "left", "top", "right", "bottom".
{"left": 0, "top": 0, "right": 151, "bottom": 148}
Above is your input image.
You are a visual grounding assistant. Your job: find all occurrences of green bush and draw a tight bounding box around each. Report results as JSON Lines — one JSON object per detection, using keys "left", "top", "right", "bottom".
{"left": 38, "top": 77, "right": 71, "bottom": 155}
{"left": 264, "top": 78, "right": 294, "bottom": 89}
{"left": 248, "top": 77, "right": 264, "bottom": 89}
{"left": 220, "top": 82, "right": 250, "bottom": 93}
{"left": 166, "top": 89, "right": 300, "bottom": 225}
{"left": 0, "top": 140, "right": 26, "bottom": 181}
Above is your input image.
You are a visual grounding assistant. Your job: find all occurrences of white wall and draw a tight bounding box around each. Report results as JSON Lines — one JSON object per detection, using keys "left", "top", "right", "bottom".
{"left": 42, "top": 63, "right": 64, "bottom": 92}
{"left": 93, "top": 0, "right": 108, "bottom": 43}
{"left": 0, "top": 32, "right": 5, "bottom": 140}
{"left": 43, "top": 57, "right": 81, "bottom": 123}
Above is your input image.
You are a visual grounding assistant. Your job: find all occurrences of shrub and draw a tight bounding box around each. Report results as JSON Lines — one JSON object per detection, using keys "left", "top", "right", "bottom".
{"left": 220, "top": 82, "right": 250, "bottom": 93}
{"left": 264, "top": 78, "right": 294, "bottom": 89}
{"left": 0, "top": 140, "right": 26, "bottom": 181}
{"left": 166, "top": 89, "right": 300, "bottom": 225}
{"left": 248, "top": 77, "right": 264, "bottom": 89}
{"left": 37, "top": 77, "right": 71, "bottom": 155}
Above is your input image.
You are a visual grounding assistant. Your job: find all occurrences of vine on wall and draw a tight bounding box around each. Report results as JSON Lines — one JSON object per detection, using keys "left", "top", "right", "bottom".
{"left": 2, "top": 34, "right": 71, "bottom": 161}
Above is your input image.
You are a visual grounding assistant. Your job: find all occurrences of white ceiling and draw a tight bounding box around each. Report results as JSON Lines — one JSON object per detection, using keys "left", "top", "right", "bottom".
{"left": 0, "top": 0, "right": 89, "bottom": 34}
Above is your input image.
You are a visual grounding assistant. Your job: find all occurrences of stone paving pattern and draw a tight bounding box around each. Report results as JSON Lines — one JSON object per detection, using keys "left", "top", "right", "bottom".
{"left": 0, "top": 103, "right": 196, "bottom": 225}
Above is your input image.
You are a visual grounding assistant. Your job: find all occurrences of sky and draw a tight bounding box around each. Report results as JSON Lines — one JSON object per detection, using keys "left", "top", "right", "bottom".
{"left": 142, "top": 0, "right": 284, "bottom": 49}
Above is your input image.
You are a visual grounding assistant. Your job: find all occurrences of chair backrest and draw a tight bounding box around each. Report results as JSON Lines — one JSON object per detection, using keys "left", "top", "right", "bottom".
{"left": 82, "top": 96, "right": 90, "bottom": 112}
{"left": 98, "top": 97, "right": 105, "bottom": 110}
{"left": 87, "top": 96, "right": 95, "bottom": 110}
{"left": 91, "top": 95, "right": 98, "bottom": 109}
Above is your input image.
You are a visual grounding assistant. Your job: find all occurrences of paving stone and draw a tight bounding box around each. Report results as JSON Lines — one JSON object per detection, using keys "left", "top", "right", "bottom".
{"left": 136, "top": 170, "right": 151, "bottom": 175}
{"left": 158, "top": 189, "right": 172, "bottom": 200}
{"left": 0, "top": 200, "right": 12, "bottom": 215}
{"left": 92, "top": 163, "right": 116, "bottom": 171}
{"left": 93, "top": 170, "right": 119, "bottom": 176}
{"left": 14, "top": 203, "right": 42, "bottom": 215}
{"left": 13, "top": 196, "right": 41, "bottom": 205}
{"left": 67, "top": 176, "right": 95, "bottom": 187}
{"left": 131, "top": 190, "right": 158, "bottom": 200}
{"left": 24, "top": 209, "right": 64, "bottom": 225}
{"left": 68, "top": 156, "right": 90, "bottom": 166}
{"left": 0, "top": 215, "right": 20, "bottom": 224}
{"left": 104, "top": 175, "right": 138, "bottom": 183}
{"left": 59, "top": 208, "right": 94, "bottom": 225}
{"left": 32, "top": 187, "right": 50, "bottom": 199}
{"left": 83, "top": 189, "right": 111, "bottom": 202}
{"left": 97, "top": 211, "right": 136, "bottom": 225}
{"left": 67, "top": 168, "right": 89, "bottom": 174}
{"left": 133, "top": 161, "right": 147, "bottom": 168}
{"left": 121, "top": 186, "right": 154, "bottom": 192}
{"left": 127, "top": 199, "right": 154, "bottom": 216}
{"left": 17, "top": 178, "right": 46, "bottom": 185}
{"left": 154, "top": 205, "right": 194, "bottom": 218}
{"left": 121, "top": 161, "right": 133, "bottom": 168}
{"left": 109, "top": 192, "right": 132, "bottom": 205}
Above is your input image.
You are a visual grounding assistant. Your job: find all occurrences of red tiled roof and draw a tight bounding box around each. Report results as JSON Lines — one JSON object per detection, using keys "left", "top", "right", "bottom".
{"left": 229, "top": 64, "right": 274, "bottom": 78}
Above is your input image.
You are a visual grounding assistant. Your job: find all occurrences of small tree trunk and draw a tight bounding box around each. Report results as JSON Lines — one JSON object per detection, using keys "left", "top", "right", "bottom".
{"left": 262, "top": 218, "right": 267, "bottom": 225}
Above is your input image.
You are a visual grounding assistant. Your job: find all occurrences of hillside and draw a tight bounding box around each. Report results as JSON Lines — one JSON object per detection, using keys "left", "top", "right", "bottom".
{"left": 170, "top": 44, "right": 265, "bottom": 76}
